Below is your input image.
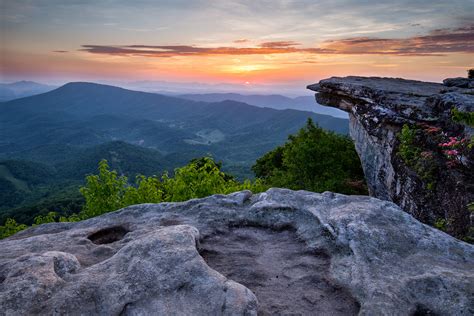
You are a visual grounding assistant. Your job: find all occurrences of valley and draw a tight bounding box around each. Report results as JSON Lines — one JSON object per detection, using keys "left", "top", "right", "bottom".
{"left": 0, "top": 83, "right": 349, "bottom": 224}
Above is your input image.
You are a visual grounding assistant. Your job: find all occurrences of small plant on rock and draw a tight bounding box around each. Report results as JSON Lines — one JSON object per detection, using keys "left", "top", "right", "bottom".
{"left": 451, "top": 108, "right": 474, "bottom": 127}
{"left": 398, "top": 125, "right": 421, "bottom": 166}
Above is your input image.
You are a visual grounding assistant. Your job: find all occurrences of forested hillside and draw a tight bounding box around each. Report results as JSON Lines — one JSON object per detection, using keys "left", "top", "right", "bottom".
{"left": 1, "top": 119, "right": 365, "bottom": 238}
{"left": 0, "top": 83, "right": 350, "bottom": 227}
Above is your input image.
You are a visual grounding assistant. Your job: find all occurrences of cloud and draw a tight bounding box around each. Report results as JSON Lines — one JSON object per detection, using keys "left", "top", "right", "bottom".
{"left": 234, "top": 38, "right": 250, "bottom": 43}
{"left": 320, "top": 24, "right": 474, "bottom": 56}
{"left": 80, "top": 24, "right": 474, "bottom": 58}
{"left": 80, "top": 44, "right": 304, "bottom": 57}
{"left": 52, "top": 50, "right": 68, "bottom": 53}
{"left": 258, "top": 41, "right": 301, "bottom": 48}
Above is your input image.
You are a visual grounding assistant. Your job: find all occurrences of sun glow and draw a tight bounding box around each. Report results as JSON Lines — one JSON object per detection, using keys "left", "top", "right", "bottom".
{"left": 223, "top": 64, "right": 275, "bottom": 73}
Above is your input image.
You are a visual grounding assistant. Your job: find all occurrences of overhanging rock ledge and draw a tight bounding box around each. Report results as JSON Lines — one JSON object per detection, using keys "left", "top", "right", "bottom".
{"left": 308, "top": 76, "right": 474, "bottom": 239}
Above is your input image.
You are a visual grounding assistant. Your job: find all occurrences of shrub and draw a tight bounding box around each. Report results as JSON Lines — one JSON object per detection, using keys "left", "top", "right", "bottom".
{"left": 398, "top": 125, "right": 420, "bottom": 165}
{"left": 0, "top": 157, "right": 268, "bottom": 239}
{"left": 0, "top": 219, "right": 27, "bottom": 239}
{"left": 79, "top": 159, "right": 129, "bottom": 218}
{"left": 451, "top": 108, "right": 474, "bottom": 127}
{"left": 252, "top": 118, "right": 367, "bottom": 195}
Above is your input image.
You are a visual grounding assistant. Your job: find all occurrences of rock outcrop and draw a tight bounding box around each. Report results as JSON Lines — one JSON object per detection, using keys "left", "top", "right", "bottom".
{"left": 1, "top": 189, "right": 473, "bottom": 315}
{"left": 308, "top": 76, "right": 474, "bottom": 240}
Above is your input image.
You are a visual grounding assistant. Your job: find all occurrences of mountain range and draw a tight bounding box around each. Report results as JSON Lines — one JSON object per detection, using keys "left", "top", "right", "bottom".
{"left": 0, "top": 82, "right": 348, "bottom": 223}
{"left": 1, "top": 81, "right": 346, "bottom": 117}
{"left": 0, "top": 81, "right": 56, "bottom": 102}
{"left": 178, "top": 93, "right": 347, "bottom": 118}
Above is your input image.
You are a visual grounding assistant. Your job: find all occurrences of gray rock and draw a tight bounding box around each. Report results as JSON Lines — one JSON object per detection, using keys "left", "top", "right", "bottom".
{"left": 308, "top": 76, "right": 474, "bottom": 238}
{"left": 1, "top": 189, "right": 473, "bottom": 315}
{"left": 443, "top": 77, "right": 474, "bottom": 89}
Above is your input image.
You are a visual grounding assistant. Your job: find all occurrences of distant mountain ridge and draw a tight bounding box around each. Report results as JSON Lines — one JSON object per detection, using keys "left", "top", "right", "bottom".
{"left": 179, "top": 93, "right": 348, "bottom": 118}
{"left": 1, "top": 82, "right": 348, "bottom": 160}
{"left": 0, "top": 81, "right": 56, "bottom": 101}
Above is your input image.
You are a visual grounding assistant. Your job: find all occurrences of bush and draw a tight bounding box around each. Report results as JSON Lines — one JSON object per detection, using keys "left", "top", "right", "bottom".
{"left": 398, "top": 125, "right": 421, "bottom": 165}
{"left": 0, "top": 219, "right": 27, "bottom": 239}
{"left": 79, "top": 159, "right": 129, "bottom": 218}
{"left": 80, "top": 157, "right": 267, "bottom": 219}
{"left": 252, "top": 118, "right": 367, "bottom": 194}
{"left": 468, "top": 69, "right": 474, "bottom": 79}
{"left": 451, "top": 108, "right": 474, "bottom": 127}
{"left": 0, "top": 157, "right": 268, "bottom": 239}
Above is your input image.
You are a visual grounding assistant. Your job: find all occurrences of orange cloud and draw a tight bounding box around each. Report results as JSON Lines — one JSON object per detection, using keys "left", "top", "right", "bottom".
{"left": 79, "top": 24, "right": 473, "bottom": 59}
{"left": 321, "top": 24, "right": 474, "bottom": 56}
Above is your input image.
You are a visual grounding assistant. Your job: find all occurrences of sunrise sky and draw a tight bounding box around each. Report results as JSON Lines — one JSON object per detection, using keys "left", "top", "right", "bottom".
{"left": 1, "top": 0, "right": 473, "bottom": 89}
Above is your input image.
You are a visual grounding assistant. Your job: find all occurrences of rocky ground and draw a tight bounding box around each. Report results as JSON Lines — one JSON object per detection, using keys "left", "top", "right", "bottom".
{"left": 308, "top": 76, "right": 474, "bottom": 240}
{"left": 1, "top": 189, "right": 473, "bottom": 315}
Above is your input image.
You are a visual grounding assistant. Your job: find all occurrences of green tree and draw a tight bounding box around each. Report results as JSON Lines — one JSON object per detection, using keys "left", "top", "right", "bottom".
{"left": 122, "top": 175, "right": 164, "bottom": 206}
{"left": 79, "top": 159, "right": 129, "bottom": 218}
{"left": 253, "top": 118, "right": 366, "bottom": 194}
{"left": 0, "top": 218, "right": 27, "bottom": 239}
{"left": 1, "top": 157, "right": 268, "bottom": 239}
{"left": 163, "top": 157, "right": 246, "bottom": 201}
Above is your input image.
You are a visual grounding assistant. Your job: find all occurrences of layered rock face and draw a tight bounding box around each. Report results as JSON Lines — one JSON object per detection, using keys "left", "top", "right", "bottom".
{"left": 1, "top": 189, "right": 473, "bottom": 315}
{"left": 308, "top": 76, "right": 474, "bottom": 239}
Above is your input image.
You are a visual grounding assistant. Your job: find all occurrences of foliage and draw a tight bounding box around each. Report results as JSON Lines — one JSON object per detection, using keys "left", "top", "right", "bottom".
{"left": 434, "top": 218, "right": 447, "bottom": 232}
{"left": 0, "top": 218, "right": 27, "bottom": 239}
{"left": 0, "top": 157, "right": 268, "bottom": 239}
{"left": 0, "top": 192, "right": 83, "bottom": 226}
{"left": 79, "top": 159, "right": 129, "bottom": 218}
{"left": 398, "top": 125, "right": 421, "bottom": 165}
{"left": 0, "top": 178, "right": 24, "bottom": 208}
{"left": 0, "top": 160, "right": 55, "bottom": 185}
{"left": 80, "top": 157, "right": 266, "bottom": 219}
{"left": 451, "top": 108, "right": 474, "bottom": 128}
{"left": 468, "top": 69, "right": 474, "bottom": 79}
{"left": 397, "top": 125, "right": 440, "bottom": 189}
{"left": 252, "top": 118, "right": 367, "bottom": 195}
{"left": 468, "top": 202, "right": 474, "bottom": 213}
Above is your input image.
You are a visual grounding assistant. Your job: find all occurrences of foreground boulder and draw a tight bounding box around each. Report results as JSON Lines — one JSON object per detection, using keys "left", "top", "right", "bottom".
{"left": 308, "top": 76, "right": 474, "bottom": 240}
{"left": 1, "top": 189, "right": 473, "bottom": 315}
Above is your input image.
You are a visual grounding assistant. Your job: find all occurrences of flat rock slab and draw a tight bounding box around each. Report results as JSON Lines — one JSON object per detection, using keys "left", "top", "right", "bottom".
{"left": 200, "top": 226, "right": 360, "bottom": 315}
{"left": 308, "top": 76, "right": 444, "bottom": 97}
{"left": 1, "top": 188, "right": 473, "bottom": 315}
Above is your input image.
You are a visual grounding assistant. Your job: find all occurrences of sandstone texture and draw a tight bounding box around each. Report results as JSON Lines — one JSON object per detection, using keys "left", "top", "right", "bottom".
{"left": 308, "top": 76, "right": 474, "bottom": 239}
{"left": 1, "top": 189, "right": 473, "bottom": 315}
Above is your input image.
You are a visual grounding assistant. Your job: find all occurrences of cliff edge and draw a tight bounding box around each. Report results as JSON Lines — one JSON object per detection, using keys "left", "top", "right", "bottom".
{"left": 308, "top": 76, "right": 474, "bottom": 240}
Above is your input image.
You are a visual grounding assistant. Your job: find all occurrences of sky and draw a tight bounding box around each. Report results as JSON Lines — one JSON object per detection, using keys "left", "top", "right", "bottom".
{"left": 1, "top": 0, "right": 474, "bottom": 90}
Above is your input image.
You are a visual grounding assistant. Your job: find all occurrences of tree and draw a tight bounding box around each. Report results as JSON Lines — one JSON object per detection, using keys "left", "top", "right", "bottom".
{"left": 0, "top": 219, "right": 27, "bottom": 239}
{"left": 253, "top": 118, "right": 367, "bottom": 194}
{"left": 1, "top": 157, "right": 268, "bottom": 239}
{"left": 79, "top": 159, "right": 129, "bottom": 218}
